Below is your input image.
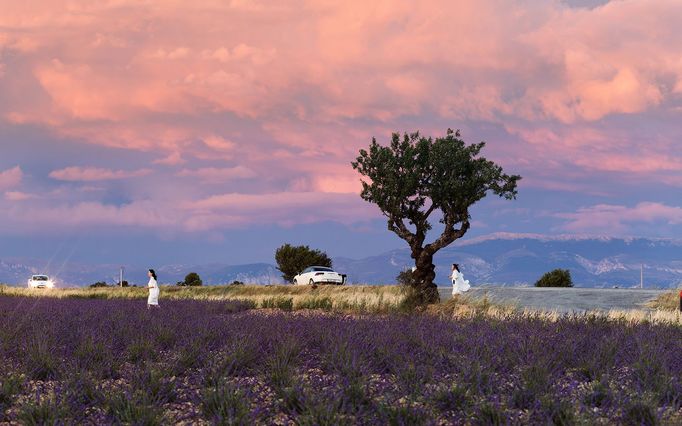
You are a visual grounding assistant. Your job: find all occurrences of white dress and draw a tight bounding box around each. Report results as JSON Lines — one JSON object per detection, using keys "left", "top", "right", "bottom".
{"left": 147, "top": 277, "right": 160, "bottom": 305}
{"left": 451, "top": 270, "right": 470, "bottom": 295}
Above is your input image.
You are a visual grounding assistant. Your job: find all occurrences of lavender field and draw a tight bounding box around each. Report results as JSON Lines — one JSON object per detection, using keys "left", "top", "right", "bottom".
{"left": 1, "top": 296, "right": 681, "bottom": 425}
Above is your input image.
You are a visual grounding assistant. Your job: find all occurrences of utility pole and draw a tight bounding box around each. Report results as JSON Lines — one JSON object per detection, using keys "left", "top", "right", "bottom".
{"left": 640, "top": 264, "right": 643, "bottom": 289}
{"left": 120, "top": 266, "right": 124, "bottom": 287}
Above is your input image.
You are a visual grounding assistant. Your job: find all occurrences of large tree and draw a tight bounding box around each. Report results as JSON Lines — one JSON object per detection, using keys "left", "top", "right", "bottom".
{"left": 275, "top": 244, "right": 333, "bottom": 283}
{"left": 352, "top": 129, "right": 520, "bottom": 304}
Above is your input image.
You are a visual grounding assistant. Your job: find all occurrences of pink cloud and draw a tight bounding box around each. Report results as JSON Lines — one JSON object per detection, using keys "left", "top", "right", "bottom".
{"left": 0, "top": 0, "right": 681, "bottom": 234}
{"left": 4, "top": 191, "right": 35, "bottom": 201}
{"left": 183, "top": 191, "right": 376, "bottom": 231}
{"left": 556, "top": 202, "right": 682, "bottom": 233}
{"left": 0, "top": 166, "right": 22, "bottom": 190}
{"left": 2, "top": 0, "right": 679, "bottom": 142}
{"left": 1, "top": 200, "right": 177, "bottom": 231}
{"left": 153, "top": 152, "right": 185, "bottom": 166}
{"left": 0, "top": 190, "right": 378, "bottom": 234}
{"left": 177, "top": 166, "right": 257, "bottom": 183}
{"left": 49, "top": 167, "right": 152, "bottom": 181}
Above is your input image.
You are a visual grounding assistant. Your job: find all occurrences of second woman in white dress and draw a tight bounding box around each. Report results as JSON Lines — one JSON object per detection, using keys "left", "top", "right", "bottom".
{"left": 147, "top": 269, "right": 160, "bottom": 309}
{"left": 451, "top": 263, "right": 470, "bottom": 295}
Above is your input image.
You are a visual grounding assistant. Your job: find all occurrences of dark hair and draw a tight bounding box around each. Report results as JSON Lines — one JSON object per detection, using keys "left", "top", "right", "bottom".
{"left": 452, "top": 263, "right": 460, "bottom": 271}
{"left": 149, "top": 269, "right": 158, "bottom": 281}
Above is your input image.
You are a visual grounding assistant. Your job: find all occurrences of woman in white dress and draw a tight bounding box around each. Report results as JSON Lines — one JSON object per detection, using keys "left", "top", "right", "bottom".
{"left": 147, "top": 269, "right": 160, "bottom": 309}
{"left": 451, "top": 263, "right": 470, "bottom": 295}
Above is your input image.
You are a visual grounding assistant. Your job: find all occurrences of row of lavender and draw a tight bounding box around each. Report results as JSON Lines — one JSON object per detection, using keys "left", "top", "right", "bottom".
{"left": 0, "top": 296, "right": 680, "bottom": 424}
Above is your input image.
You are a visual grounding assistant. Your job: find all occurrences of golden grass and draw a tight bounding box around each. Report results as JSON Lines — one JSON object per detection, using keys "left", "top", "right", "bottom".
{"left": 0, "top": 284, "right": 406, "bottom": 313}
{"left": 429, "top": 291, "right": 682, "bottom": 326}
{"left": 647, "top": 290, "right": 681, "bottom": 311}
{"left": 2, "top": 284, "right": 681, "bottom": 324}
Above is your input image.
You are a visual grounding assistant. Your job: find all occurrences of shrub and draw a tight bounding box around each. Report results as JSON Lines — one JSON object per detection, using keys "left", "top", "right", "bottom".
{"left": 475, "top": 403, "right": 506, "bottom": 426}
{"left": 535, "top": 269, "right": 573, "bottom": 288}
{"left": 622, "top": 401, "right": 658, "bottom": 426}
{"left": 0, "top": 374, "right": 23, "bottom": 412}
{"left": 17, "top": 393, "right": 68, "bottom": 426}
{"left": 201, "top": 382, "right": 253, "bottom": 425}
{"left": 89, "top": 281, "right": 109, "bottom": 288}
{"left": 275, "top": 243, "right": 332, "bottom": 283}
{"left": 105, "top": 391, "right": 163, "bottom": 425}
{"left": 396, "top": 269, "right": 415, "bottom": 287}
{"left": 183, "top": 272, "right": 203, "bottom": 287}
{"left": 432, "top": 384, "right": 470, "bottom": 412}
{"left": 230, "top": 280, "right": 244, "bottom": 286}
{"left": 25, "top": 340, "right": 60, "bottom": 380}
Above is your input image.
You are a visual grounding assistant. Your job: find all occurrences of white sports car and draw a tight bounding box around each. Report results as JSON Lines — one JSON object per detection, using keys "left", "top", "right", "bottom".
{"left": 27, "top": 275, "right": 55, "bottom": 289}
{"left": 293, "top": 266, "right": 344, "bottom": 285}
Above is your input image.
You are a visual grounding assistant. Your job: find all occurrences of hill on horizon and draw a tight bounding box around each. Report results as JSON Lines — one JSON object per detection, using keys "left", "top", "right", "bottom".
{"left": 1, "top": 233, "right": 681, "bottom": 288}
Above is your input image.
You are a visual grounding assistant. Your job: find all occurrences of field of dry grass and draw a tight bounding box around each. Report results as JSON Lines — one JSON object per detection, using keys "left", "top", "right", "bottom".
{"left": 647, "top": 290, "right": 681, "bottom": 311}
{"left": 3, "top": 284, "right": 681, "bottom": 324}
{"left": 432, "top": 292, "right": 682, "bottom": 326}
{"left": 0, "top": 284, "right": 406, "bottom": 313}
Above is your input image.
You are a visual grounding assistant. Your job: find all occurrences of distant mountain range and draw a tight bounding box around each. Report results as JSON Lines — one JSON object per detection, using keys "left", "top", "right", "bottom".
{"left": 1, "top": 233, "right": 681, "bottom": 288}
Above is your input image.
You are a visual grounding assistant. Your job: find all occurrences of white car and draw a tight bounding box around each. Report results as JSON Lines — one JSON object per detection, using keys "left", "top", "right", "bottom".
{"left": 27, "top": 275, "right": 55, "bottom": 289}
{"left": 293, "top": 266, "right": 344, "bottom": 285}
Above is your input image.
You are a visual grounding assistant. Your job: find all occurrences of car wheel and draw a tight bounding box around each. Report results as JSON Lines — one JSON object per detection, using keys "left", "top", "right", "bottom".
{"left": 309, "top": 279, "right": 314, "bottom": 285}
{"left": 293, "top": 279, "right": 298, "bottom": 285}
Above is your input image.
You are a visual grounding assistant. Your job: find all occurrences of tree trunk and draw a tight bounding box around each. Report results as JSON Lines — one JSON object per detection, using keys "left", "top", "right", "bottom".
{"left": 409, "top": 250, "right": 440, "bottom": 304}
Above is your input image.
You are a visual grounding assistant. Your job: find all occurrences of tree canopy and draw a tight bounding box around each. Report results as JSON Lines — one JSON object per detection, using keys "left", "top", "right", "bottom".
{"left": 183, "top": 272, "right": 203, "bottom": 287}
{"left": 352, "top": 129, "right": 520, "bottom": 304}
{"left": 535, "top": 269, "right": 573, "bottom": 288}
{"left": 275, "top": 244, "right": 333, "bottom": 283}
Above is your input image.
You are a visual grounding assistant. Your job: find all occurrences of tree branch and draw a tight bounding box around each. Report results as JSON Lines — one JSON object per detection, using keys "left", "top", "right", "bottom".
{"left": 388, "top": 216, "right": 417, "bottom": 248}
{"left": 424, "top": 214, "right": 470, "bottom": 256}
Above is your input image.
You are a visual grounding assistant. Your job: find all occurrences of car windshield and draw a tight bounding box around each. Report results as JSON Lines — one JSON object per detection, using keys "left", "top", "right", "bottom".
{"left": 313, "top": 267, "right": 333, "bottom": 272}
{"left": 33, "top": 276, "right": 49, "bottom": 281}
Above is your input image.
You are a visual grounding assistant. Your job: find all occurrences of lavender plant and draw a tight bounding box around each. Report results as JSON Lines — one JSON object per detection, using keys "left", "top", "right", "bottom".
{"left": 0, "top": 296, "right": 681, "bottom": 424}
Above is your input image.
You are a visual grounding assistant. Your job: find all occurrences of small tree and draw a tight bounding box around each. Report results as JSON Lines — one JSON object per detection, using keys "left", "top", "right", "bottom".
{"left": 535, "top": 269, "right": 573, "bottom": 287}
{"left": 89, "top": 281, "right": 108, "bottom": 288}
{"left": 275, "top": 243, "right": 333, "bottom": 283}
{"left": 353, "top": 129, "right": 520, "bottom": 305}
{"left": 183, "top": 272, "right": 203, "bottom": 287}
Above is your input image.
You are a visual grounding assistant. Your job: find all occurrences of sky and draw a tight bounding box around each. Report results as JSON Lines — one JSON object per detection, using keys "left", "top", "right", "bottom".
{"left": 1, "top": 0, "right": 681, "bottom": 266}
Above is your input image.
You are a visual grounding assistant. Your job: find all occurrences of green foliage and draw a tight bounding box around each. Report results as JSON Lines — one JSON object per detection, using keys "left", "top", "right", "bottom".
{"left": 622, "top": 401, "right": 658, "bottom": 426}
{"left": 183, "top": 272, "right": 203, "bottom": 287}
{"left": 105, "top": 391, "right": 163, "bottom": 425}
{"left": 352, "top": 129, "right": 520, "bottom": 305}
{"left": 0, "top": 374, "right": 23, "bottom": 411}
{"left": 89, "top": 281, "right": 109, "bottom": 288}
{"left": 201, "top": 381, "right": 252, "bottom": 425}
{"left": 275, "top": 243, "right": 333, "bottom": 283}
{"left": 262, "top": 297, "right": 294, "bottom": 311}
{"left": 535, "top": 269, "right": 573, "bottom": 288}
{"left": 396, "top": 269, "right": 414, "bottom": 287}
{"left": 17, "top": 394, "right": 68, "bottom": 426}
{"left": 297, "top": 297, "right": 333, "bottom": 311}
